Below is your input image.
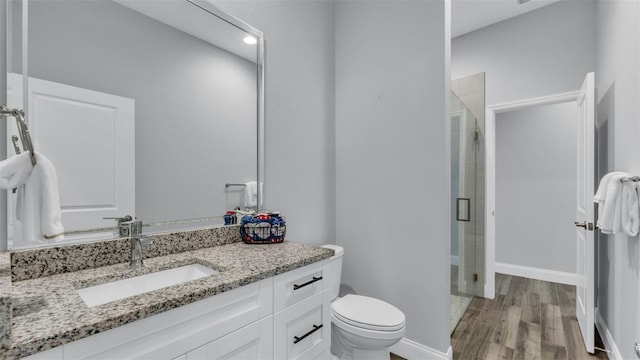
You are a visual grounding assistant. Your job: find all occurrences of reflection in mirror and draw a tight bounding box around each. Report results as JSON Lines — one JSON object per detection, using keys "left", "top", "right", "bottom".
{"left": 4, "top": 0, "right": 264, "bottom": 249}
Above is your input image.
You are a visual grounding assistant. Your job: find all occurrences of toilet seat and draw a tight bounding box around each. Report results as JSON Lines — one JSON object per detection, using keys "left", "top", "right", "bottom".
{"left": 331, "top": 294, "right": 406, "bottom": 333}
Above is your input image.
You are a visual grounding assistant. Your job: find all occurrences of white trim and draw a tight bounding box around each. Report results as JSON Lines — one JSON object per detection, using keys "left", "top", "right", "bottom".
{"left": 485, "top": 107, "right": 495, "bottom": 299}
{"left": 494, "top": 262, "right": 577, "bottom": 286}
{"left": 390, "top": 338, "right": 452, "bottom": 360}
{"left": 485, "top": 91, "right": 580, "bottom": 299}
{"left": 595, "top": 308, "right": 622, "bottom": 360}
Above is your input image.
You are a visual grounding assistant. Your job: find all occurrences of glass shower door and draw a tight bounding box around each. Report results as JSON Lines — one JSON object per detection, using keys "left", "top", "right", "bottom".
{"left": 450, "top": 91, "right": 479, "bottom": 311}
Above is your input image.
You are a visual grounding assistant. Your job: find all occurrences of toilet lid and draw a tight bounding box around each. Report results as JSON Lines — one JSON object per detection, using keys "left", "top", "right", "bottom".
{"left": 332, "top": 294, "right": 406, "bottom": 331}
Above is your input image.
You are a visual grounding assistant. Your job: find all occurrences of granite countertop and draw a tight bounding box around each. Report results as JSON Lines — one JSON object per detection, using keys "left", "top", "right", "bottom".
{"left": 3, "top": 241, "right": 333, "bottom": 359}
{"left": 0, "top": 252, "right": 11, "bottom": 349}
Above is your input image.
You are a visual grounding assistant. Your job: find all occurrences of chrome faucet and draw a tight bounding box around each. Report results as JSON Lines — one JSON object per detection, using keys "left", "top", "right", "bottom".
{"left": 120, "top": 219, "right": 152, "bottom": 268}
{"left": 130, "top": 233, "right": 152, "bottom": 268}
{"left": 105, "top": 217, "right": 152, "bottom": 268}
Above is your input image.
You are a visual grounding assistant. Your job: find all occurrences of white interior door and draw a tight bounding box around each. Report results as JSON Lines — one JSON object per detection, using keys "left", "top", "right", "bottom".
{"left": 7, "top": 73, "right": 135, "bottom": 242}
{"left": 575, "top": 71, "right": 595, "bottom": 354}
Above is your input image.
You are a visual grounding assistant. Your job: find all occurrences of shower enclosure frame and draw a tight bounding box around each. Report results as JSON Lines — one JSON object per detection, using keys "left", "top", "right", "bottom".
{"left": 452, "top": 106, "right": 475, "bottom": 295}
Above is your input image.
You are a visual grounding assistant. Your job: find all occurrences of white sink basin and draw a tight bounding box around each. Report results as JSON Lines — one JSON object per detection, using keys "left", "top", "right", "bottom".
{"left": 77, "top": 264, "right": 218, "bottom": 307}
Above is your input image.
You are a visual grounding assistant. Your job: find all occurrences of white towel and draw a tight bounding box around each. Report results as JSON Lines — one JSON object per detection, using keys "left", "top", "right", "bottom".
{"left": 594, "top": 171, "right": 627, "bottom": 204}
{"left": 596, "top": 172, "right": 630, "bottom": 234}
{"left": 621, "top": 182, "right": 640, "bottom": 237}
{"left": 16, "top": 152, "right": 64, "bottom": 242}
{"left": 244, "top": 181, "right": 258, "bottom": 208}
{"left": 0, "top": 152, "right": 34, "bottom": 190}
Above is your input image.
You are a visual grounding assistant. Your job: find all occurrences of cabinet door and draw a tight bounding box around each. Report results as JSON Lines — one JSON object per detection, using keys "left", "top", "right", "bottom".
{"left": 274, "top": 291, "right": 330, "bottom": 360}
{"left": 184, "top": 316, "right": 272, "bottom": 360}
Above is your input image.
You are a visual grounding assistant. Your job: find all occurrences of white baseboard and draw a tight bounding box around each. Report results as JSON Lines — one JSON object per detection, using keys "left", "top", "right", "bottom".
{"left": 494, "top": 262, "right": 577, "bottom": 286}
{"left": 484, "top": 283, "right": 495, "bottom": 300}
{"left": 451, "top": 255, "right": 459, "bottom": 266}
{"left": 390, "top": 338, "right": 452, "bottom": 360}
{"left": 595, "top": 308, "right": 622, "bottom": 360}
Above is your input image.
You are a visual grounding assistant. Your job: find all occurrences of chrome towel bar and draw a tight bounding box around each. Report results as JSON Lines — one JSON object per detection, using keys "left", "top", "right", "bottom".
{"left": 621, "top": 176, "right": 640, "bottom": 183}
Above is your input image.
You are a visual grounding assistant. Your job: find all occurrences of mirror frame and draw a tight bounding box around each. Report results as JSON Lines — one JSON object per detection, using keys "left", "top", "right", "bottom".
{"left": 0, "top": 0, "right": 265, "bottom": 250}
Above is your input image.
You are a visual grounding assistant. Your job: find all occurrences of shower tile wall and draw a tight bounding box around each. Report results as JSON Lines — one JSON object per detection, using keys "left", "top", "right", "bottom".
{"left": 452, "top": 72, "right": 485, "bottom": 297}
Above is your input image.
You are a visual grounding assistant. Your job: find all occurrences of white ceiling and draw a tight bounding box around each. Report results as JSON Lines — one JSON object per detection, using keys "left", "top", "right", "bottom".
{"left": 452, "top": 0, "right": 563, "bottom": 38}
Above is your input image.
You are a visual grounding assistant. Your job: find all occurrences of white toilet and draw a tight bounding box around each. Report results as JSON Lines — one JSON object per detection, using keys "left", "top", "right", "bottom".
{"left": 322, "top": 244, "right": 406, "bottom": 360}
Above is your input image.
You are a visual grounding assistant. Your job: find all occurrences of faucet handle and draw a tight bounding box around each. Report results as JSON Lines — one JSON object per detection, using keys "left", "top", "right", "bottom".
{"left": 103, "top": 216, "right": 139, "bottom": 237}
{"left": 103, "top": 215, "right": 133, "bottom": 223}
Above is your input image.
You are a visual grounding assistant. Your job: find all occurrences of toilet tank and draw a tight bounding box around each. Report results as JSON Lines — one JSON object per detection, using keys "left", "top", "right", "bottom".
{"left": 321, "top": 244, "right": 343, "bottom": 300}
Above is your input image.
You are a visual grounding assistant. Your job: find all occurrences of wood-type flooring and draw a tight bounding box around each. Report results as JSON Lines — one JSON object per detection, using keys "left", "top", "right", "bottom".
{"left": 451, "top": 274, "right": 609, "bottom": 360}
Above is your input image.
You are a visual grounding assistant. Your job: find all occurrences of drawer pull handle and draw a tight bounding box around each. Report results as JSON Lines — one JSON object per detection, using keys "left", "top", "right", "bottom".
{"left": 293, "top": 324, "right": 323, "bottom": 344}
{"left": 293, "top": 276, "right": 323, "bottom": 291}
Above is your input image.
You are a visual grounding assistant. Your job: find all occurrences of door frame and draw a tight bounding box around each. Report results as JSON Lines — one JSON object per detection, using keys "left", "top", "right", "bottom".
{"left": 484, "top": 90, "right": 580, "bottom": 299}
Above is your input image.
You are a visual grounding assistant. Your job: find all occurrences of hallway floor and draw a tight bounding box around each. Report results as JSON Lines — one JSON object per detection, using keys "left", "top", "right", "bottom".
{"left": 451, "top": 274, "right": 609, "bottom": 360}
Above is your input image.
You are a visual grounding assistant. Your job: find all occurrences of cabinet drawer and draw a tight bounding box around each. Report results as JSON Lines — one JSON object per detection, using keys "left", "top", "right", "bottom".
{"left": 205, "top": 316, "right": 273, "bottom": 359}
{"left": 273, "top": 261, "right": 326, "bottom": 312}
{"left": 274, "top": 291, "right": 330, "bottom": 360}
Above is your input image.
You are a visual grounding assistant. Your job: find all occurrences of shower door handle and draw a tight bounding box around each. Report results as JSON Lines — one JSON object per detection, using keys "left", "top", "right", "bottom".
{"left": 456, "top": 198, "right": 471, "bottom": 222}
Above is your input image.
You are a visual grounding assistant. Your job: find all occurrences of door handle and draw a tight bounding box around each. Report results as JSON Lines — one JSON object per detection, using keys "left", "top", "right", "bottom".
{"left": 456, "top": 198, "right": 471, "bottom": 222}
{"left": 574, "top": 221, "right": 595, "bottom": 231}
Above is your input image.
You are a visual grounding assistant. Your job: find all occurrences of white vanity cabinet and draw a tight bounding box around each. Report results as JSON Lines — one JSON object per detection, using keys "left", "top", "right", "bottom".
{"left": 23, "top": 260, "right": 331, "bottom": 360}
{"left": 273, "top": 262, "right": 331, "bottom": 360}
{"left": 26, "top": 278, "right": 273, "bottom": 360}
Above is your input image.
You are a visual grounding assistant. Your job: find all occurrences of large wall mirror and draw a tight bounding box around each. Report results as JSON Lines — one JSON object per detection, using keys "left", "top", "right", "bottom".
{"left": 4, "top": 0, "right": 265, "bottom": 249}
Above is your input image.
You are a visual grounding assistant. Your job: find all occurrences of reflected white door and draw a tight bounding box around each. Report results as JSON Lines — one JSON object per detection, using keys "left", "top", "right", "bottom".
{"left": 575, "top": 72, "right": 595, "bottom": 354}
{"left": 7, "top": 74, "right": 135, "bottom": 239}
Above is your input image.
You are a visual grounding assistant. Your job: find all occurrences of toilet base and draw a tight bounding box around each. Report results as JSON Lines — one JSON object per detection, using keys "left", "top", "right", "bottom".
{"left": 331, "top": 322, "right": 399, "bottom": 360}
{"left": 329, "top": 347, "right": 390, "bottom": 360}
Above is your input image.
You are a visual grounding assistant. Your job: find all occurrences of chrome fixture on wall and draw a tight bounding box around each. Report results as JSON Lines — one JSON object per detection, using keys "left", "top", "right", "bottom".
{"left": 0, "top": 105, "right": 36, "bottom": 166}
{"left": 621, "top": 176, "right": 640, "bottom": 183}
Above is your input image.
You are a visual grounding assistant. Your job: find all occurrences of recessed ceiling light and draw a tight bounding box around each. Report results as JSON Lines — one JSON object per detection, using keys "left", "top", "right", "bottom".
{"left": 243, "top": 36, "right": 257, "bottom": 45}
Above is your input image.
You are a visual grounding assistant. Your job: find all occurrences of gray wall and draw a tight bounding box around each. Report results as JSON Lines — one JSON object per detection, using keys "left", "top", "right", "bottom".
{"left": 214, "top": 0, "right": 336, "bottom": 247}
{"left": 495, "top": 102, "right": 577, "bottom": 273}
{"left": 335, "top": 1, "right": 450, "bottom": 353}
{"left": 595, "top": 1, "right": 640, "bottom": 359}
{"left": 24, "top": 1, "right": 257, "bottom": 224}
{"left": 452, "top": 0, "right": 597, "bottom": 106}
